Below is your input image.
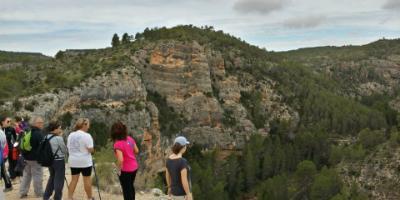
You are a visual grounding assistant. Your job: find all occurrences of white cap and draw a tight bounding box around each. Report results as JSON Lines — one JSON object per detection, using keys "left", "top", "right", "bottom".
{"left": 174, "top": 136, "right": 190, "bottom": 146}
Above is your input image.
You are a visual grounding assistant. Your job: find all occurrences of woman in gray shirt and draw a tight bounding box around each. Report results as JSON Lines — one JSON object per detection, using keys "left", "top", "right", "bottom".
{"left": 43, "top": 121, "right": 68, "bottom": 200}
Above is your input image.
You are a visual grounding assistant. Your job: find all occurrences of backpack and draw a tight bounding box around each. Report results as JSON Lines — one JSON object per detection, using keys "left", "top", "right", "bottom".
{"left": 37, "top": 135, "right": 59, "bottom": 167}
{"left": 20, "top": 130, "right": 32, "bottom": 152}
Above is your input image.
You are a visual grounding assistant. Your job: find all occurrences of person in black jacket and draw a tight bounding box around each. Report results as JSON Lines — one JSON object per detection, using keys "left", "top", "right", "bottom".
{"left": 19, "top": 116, "right": 45, "bottom": 199}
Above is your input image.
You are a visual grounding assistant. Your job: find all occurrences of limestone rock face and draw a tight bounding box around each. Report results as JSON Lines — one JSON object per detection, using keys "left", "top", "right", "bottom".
{"left": 2, "top": 41, "right": 298, "bottom": 188}
{"left": 81, "top": 67, "right": 146, "bottom": 101}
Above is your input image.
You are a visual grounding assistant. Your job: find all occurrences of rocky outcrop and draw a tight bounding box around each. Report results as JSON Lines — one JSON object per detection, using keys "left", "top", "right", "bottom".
{"left": 338, "top": 144, "right": 400, "bottom": 200}
{"left": 1, "top": 40, "right": 298, "bottom": 188}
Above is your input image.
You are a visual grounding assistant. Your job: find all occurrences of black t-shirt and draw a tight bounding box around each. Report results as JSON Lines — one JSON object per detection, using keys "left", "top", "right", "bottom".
{"left": 166, "top": 157, "right": 192, "bottom": 196}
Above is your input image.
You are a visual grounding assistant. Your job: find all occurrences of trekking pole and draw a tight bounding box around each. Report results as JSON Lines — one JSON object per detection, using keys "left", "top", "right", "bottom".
{"left": 92, "top": 160, "right": 102, "bottom": 200}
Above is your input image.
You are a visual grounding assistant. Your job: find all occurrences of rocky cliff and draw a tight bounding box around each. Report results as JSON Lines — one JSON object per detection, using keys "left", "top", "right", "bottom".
{"left": 0, "top": 40, "right": 298, "bottom": 188}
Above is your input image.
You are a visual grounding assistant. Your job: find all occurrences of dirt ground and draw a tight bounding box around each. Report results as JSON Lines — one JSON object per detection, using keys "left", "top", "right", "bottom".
{"left": 2, "top": 164, "right": 168, "bottom": 200}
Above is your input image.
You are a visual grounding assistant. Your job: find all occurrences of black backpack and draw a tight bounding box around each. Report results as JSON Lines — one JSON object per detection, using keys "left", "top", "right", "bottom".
{"left": 37, "top": 135, "right": 59, "bottom": 167}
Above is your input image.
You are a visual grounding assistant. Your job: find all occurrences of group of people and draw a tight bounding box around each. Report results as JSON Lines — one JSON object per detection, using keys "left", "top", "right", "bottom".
{"left": 0, "top": 115, "right": 193, "bottom": 200}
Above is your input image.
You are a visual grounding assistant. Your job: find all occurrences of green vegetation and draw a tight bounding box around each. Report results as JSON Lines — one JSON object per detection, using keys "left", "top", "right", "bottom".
{"left": 184, "top": 130, "right": 372, "bottom": 200}
{"left": 222, "top": 109, "right": 237, "bottom": 127}
{"left": 0, "top": 50, "right": 50, "bottom": 64}
{"left": 240, "top": 91, "right": 268, "bottom": 129}
{"left": 58, "top": 112, "right": 73, "bottom": 127}
{"left": 0, "top": 43, "right": 134, "bottom": 100}
{"left": 89, "top": 121, "right": 109, "bottom": 149}
{"left": 135, "top": 25, "right": 267, "bottom": 60}
{"left": 112, "top": 33, "right": 120, "bottom": 47}
{"left": 147, "top": 90, "right": 186, "bottom": 137}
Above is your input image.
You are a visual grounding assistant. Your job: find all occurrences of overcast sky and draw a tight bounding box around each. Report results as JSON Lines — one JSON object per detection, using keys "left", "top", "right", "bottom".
{"left": 0, "top": 0, "right": 399, "bottom": 56}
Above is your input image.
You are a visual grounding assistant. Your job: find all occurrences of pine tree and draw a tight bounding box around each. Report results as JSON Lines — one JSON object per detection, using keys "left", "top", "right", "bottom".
{"left": 262, "top": 152, "right": 273, "bottom": 180}
{"left": 244, "top": 148, "right": 257, "bottom": 191}
{"left": 121, "top": 33, "right": 131, "bottom": 44}
{"left": 111, "top": 33, "right": 120, "bottom": 47}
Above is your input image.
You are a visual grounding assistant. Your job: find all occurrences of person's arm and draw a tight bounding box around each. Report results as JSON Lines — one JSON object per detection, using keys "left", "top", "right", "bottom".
{"left": 133, "top": 143, "right": 139, "bottom": 154}
{"left": 115, "top": 149, "right": 124, "bottom": 169}
{"left": 58, "top": 137, "right": 68, "bottom": 156}
{"left": 131, "top": 138, "right": 139, "bottom": 154}
{"left": 181, "top": 168, "right": 193, "bottom": 200}
{"left": 87, "top": 147, "right": 95, "bottom": 153}
{"left": 86, "top": 134, "right": 95, "bottom": 153}
{"left": 165, "top": 168, "right": 172, "bottom": 196}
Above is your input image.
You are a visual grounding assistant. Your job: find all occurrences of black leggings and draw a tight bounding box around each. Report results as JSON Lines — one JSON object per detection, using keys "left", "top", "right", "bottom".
{"left": 119, "top": 170, "right": 137, "bottom": 200}
{"left": 1, "top": 160, "right": 12, "bottom": 189}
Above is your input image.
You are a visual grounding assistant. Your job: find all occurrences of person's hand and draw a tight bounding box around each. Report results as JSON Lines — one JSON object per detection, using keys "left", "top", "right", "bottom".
{"left": 112, "top": 163, "right": 121, "bottom": 176}
{"left": 185, "top": 193, "right": 193, "bottom": 200}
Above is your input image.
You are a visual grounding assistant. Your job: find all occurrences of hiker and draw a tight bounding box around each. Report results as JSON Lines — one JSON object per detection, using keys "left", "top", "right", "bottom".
{"left": 19, "top": 116, "right": 45, "bottom": 198}
{"left": 67, "top": 118, "right": 95, "bottom": 200}
{"left": 165, "top": 136, "right": 193, "bottom": 200}
{"left": 0, "top": 129, "right": 6, "bottom": 199}
{"left": 0, "top": 116, "right": 13, "bottom": 192}
{"left": 111, "top": 121, "right": 139, "bottom": 200}
{"left": 43, "top": 121, "right": 68, "bottom": 200}
{"left": 11, "top": 116, "right": 24, "bottom": 179}
{"left": 3, "top": 116, "right": 18, "bottom": 181}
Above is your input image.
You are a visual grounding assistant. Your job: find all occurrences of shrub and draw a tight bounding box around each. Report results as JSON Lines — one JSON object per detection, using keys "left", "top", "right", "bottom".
{"left": 358, "top": 128, "right": 386, "bottom": 149}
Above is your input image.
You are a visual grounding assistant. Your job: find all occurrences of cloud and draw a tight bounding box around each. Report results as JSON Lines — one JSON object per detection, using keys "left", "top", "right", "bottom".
{"left": 233, "top": 0, "right": 288, "bottom": 14}
{"left": 283, "top": 15, "right": 326, "bottom": 29}
{"left": 383, "top": 0, "right": 400, "bottom": 10}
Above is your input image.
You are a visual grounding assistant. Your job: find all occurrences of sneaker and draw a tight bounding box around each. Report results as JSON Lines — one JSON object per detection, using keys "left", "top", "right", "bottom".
{"left": 3, "top": 187, "right": 13, "bottom": 192}
{"left": 20, "top": 194, "right": 28, "bottom": 199}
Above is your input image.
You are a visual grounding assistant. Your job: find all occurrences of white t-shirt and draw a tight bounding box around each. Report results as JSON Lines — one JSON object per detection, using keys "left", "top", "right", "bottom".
{"left": 67, "top": 130, "right": 94, "bottom": 168}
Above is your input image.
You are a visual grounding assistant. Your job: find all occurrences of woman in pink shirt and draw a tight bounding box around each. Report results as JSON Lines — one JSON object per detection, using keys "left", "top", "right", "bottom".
{"left": 111, "top": 121, "right": 139, "bottom": 200}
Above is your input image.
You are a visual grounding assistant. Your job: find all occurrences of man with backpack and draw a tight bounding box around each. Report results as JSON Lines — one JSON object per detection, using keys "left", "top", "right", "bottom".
{"left": 19, "top": 116, "right": 45, "bottom": 198}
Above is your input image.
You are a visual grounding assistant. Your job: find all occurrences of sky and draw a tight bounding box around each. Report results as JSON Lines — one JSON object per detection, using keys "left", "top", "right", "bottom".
{"left": 0, "top": 0, "right": 399, "bottom": 56}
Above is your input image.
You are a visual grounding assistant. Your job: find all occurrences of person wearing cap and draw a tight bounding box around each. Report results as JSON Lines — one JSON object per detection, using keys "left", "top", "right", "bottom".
{"left": 165, "top": 136, "right": 193, "bottom": 200}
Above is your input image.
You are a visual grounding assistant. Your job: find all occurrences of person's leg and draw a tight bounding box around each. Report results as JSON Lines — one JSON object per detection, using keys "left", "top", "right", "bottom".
{"left": 31, "top": 161, "right": 43, "bottom": 196}
{"left": 68, "top": 169, "right": 80, "bottom": 200}
{"left": 19, "top": 161, "right": 32, "bottom": 196}
{"left": 0, "top": 164, "right": 3, "bottom": 198}
{"left": 52, "top": 160, "right": 65, "bottom": 200}
{"left": 1, "top": 161, "right": 12, "bottom": 189}
{"left": 43, "top": 166, "right": 55, "bottom": 200}
{"left": 8, "top": 152, "right": 17, "bottom": 179}
{"left": 82, "top": 167, "right": 93, "bottom": 199}
{"left": 83, "top": 177, "right": 93, "bottom": 199}
{"left": 119, "top": 171, "right": 132, "bottom": 200}
{"left": 132, "top": 170, "right": 137, "bottom": 200}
